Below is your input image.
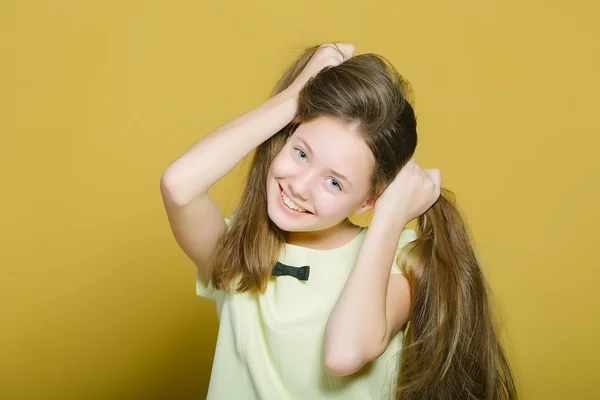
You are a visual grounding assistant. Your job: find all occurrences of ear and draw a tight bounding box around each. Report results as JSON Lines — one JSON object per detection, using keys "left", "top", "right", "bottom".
{"left": 354, "top": 196, "right": 377, "bottom": 216}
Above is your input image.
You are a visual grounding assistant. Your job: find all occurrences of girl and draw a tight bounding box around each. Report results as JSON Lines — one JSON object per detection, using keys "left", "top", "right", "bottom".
{"left": 160, "top": 43, "right": 517, "bottom": 399}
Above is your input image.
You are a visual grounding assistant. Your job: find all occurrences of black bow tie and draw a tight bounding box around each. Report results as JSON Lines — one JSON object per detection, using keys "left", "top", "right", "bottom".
{"left": 271, "top": 261, "right": 310, "bottom": 281}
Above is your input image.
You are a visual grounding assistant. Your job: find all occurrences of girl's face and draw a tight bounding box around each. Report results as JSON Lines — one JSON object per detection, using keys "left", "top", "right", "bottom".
{"left": 266, "top": 116, "right": 376, "bottom": 233}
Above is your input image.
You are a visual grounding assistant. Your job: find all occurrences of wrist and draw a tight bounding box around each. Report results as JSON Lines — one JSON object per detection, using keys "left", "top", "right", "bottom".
{"left": 371, "top": 208, "right": 409, "bottom": 230}
{"left": 282, "top": 82, "right": 302, "bottom": 97}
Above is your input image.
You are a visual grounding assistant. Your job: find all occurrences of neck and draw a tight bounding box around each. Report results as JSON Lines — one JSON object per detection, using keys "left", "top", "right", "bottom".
{"left": 284, "top": 219, "right": 362, "bottom": 250}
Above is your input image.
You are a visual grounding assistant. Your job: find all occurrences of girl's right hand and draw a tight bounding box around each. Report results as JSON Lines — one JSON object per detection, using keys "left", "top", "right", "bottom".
{"left": 290, "top": 42, "right": 355, "bottom": 92}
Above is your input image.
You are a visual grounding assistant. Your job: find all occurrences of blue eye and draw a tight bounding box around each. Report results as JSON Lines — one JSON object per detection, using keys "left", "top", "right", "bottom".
{"left": 294, "top": 147, "right": 342, "bottom": 191}
{"left": 296, "top": 149, "right": 307, "bottom": 161}
{"left": 328, "top": 178, "right": 342, "bottom": 191}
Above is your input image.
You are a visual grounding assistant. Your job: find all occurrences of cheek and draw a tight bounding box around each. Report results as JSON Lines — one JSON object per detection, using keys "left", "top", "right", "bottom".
{"left": 267, "top": 155, "right": 292, "bottom": 196}
{"left": 321, "top": 194, "right": 366, "bottom": 217}
{"left": 312, "top": 192, "right": 350, "bottom": 216}
{"left": 270, "top": 153, "right": 297, "bottom": 178}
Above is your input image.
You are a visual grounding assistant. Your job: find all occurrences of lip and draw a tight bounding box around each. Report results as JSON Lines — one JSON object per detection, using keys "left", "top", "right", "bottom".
{"left": 278, "top": 184, "right": 312, "bottom": 215}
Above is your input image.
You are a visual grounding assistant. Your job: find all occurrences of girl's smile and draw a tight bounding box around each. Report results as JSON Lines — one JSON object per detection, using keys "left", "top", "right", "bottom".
{"left": 279, "top": 184, "right": 313, "bottom": 214}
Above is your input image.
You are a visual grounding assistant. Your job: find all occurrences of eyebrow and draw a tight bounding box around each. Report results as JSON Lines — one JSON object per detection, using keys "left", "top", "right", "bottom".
{"left": 298, "top": 137, "right": 353, "bottom": 188}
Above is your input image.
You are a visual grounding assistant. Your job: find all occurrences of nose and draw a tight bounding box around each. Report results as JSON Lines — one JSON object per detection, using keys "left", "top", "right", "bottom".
{"left": 289, "top": 171, "right": 313, "bottom": 201}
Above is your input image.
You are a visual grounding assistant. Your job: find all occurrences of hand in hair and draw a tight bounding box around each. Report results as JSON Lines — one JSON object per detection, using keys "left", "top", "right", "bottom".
{"left": 374, "top": 157, "right": 442, "bottom": 223}
{"left": 289, "top": 42, "right": 355, "bottom": 92}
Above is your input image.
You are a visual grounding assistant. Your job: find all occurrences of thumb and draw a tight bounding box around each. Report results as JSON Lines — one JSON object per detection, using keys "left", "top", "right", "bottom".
{"left": 333, "top": 42, "right": 355, "bottom": 60}
{"left": 423, "top": 168, "right": 442, "bottom": 187}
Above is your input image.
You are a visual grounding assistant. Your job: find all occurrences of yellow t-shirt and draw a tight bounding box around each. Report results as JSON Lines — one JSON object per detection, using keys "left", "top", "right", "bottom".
{"left": 196, "top": 216, "right": 417, "bottom": 400}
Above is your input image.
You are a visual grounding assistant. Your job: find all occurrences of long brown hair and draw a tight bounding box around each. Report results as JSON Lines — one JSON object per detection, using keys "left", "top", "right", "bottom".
{"left": 211, "top": 44, "right": 518, "bottom": 399}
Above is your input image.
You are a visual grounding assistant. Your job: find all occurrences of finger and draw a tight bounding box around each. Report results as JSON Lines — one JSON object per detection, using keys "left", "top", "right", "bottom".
{"left": 403, "top": 157, "right": 416, "bottom": 170}
{"left": 334, "top": 43, "right": 355, "bottom": 59}
{"left": 423, "top": 168, "right": 442, "bottom": 187}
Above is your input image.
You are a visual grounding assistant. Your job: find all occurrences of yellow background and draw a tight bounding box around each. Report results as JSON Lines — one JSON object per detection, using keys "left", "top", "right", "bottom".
{"left": 2, "top": 0, "right": 598, "bottom": 398}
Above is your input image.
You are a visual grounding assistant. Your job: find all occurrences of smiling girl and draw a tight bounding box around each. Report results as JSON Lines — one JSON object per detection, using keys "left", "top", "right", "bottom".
{"left": 160, "top": 43, "right": 517, "bottom": 399}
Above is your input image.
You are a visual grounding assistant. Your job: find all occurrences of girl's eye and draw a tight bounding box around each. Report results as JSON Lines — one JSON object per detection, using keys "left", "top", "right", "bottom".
{"left": 296, "top": 149, "right": 307, "bottom": 161}
{"left": 328, "top": 178, "right": 342, "bottom": 191}
{"left": 294, "top": 148, "right": 342, "bottom": 191}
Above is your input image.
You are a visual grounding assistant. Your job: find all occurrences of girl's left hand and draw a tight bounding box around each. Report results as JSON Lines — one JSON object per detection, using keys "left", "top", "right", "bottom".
{"left": 374, "top": 157, "right": 442, "bottom": 223}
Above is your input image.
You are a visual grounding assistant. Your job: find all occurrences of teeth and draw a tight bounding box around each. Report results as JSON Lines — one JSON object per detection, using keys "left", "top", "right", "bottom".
{"left": 281, "top": 191, "right": 307, "bottom": 212}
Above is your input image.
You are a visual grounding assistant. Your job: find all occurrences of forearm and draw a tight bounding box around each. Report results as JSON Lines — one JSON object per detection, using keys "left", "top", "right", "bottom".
{"left": 161, "top": 87, "right": 299, "bottom": 205}
{"left": 325, "top": 212, "right": 409, "bottom": 366}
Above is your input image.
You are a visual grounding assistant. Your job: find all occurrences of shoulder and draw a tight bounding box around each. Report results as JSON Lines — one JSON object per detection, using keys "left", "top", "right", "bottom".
{"left": 399, "top": 227, "right": 418, "bottom": 247}
{"left": 224, "top": 207, "right": 239, "bottom": 230}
